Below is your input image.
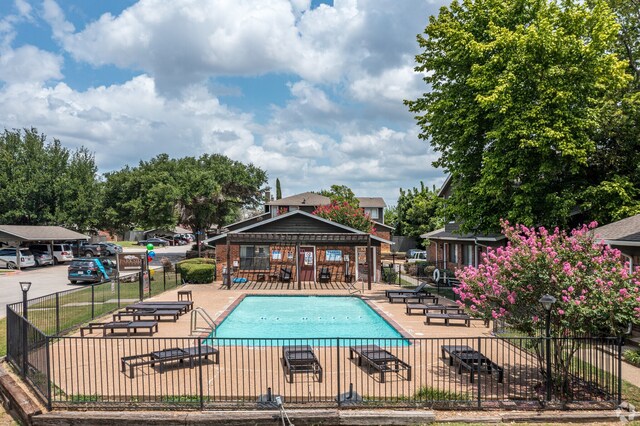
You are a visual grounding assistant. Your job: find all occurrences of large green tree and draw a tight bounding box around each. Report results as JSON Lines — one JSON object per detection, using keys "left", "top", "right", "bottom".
{"left": 101, "top": 154, "right": 267, "bottom": 239}
{"left": 406, "top": 0, "right": 633, "bottom": 232}
{"left": 319, "top": 184, "right": 359, "bottom": 207}
{"left": 395, "top": 182, "right": 444, "bottom": 242}
{"left": 0, "top": 128, "right": 100, "bottom": 230}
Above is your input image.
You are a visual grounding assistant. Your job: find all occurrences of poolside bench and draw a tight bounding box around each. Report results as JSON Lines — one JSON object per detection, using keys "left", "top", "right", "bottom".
{"left": 349, "top": 345, "right": 411, "bottom": 383}
{"left": 440, "top": 345, "right": 475, "bottom": 364}
{"left": 281, "top": 345, "right": 323, "bottom": 383}
{"left": 80, "top": 320, "right": 158, "bottom": 337}
{"left": 125, "top": 301, "right": 193, "bottom": 314}
{"left": 112, "top": 309, "right": 181, "bottom": 322}
{"left": 388, "top": 294, "right": 438, "bottom": 304}
{"left": 450, "top": 350, "right": 503, "bottom": 383}
{"left": 121, "top": 345, "right": 219, "bottom": 378}
{"left": 405, "top": 304, "right": 464, "bottom": 315}
{"left": 425, "top": 313, "right": 471, "bottom": 327}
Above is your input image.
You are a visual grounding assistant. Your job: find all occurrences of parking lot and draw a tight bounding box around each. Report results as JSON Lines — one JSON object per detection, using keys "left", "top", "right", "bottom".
{"left": 0, "top": 244, "right": 189, "bottom": 317}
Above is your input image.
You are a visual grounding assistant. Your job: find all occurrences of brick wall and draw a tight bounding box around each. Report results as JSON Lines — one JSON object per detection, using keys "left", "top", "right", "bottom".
{"left": 373, "top": 229, "right": 391, "bottom": 253}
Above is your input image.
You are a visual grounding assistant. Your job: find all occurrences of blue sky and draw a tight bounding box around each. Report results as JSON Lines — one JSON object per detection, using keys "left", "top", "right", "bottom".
{"left": 0, "top": 0, "right": 448, "bottom": 204}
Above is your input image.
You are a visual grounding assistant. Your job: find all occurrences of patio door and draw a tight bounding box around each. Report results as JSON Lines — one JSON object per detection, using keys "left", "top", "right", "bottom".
{"left": 298, "top": 246, "right": 315, "bottom": 282}
{"left": 355, "top": 247, "right": 376, "bottom": 282}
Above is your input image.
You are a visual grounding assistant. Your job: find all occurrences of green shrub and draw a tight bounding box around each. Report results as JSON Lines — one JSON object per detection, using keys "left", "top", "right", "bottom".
{"left": 624, "top": 349, "right": 640, "bottom": 367}
{"left": 381, "top": 267, "right": 398, "bottom": 283}
{"left": 179, "top": 263, "right": 215, "bottom": 283}
{"left": 177, "top": 258, "right": 216, "bottom": 283}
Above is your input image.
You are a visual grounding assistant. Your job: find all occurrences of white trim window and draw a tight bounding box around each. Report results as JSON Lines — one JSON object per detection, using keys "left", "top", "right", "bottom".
{"left": 363, "top": 207, "right": 379, "bottom": 220}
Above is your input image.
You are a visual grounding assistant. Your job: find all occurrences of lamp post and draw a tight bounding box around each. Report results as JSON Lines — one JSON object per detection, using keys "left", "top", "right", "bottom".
{"left": 19, "top": 281, "right": 31, "bottom": 378}
{"left": 539, "top": 294, "right": 556, "bottom": 402}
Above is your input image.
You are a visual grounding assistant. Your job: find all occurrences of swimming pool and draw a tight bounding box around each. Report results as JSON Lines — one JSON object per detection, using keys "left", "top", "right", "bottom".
{"left": 213, "top": 295, "right": 407, "bottom": 344}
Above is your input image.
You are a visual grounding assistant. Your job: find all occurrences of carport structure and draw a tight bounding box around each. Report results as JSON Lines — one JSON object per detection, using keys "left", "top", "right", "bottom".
{"left": 0, "top": 225, "right": 89, "bottom": 268}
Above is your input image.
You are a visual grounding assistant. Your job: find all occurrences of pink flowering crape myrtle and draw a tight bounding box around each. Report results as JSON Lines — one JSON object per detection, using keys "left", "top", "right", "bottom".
{"left": 455, "top": 220, "right": 640, "bottom": 337}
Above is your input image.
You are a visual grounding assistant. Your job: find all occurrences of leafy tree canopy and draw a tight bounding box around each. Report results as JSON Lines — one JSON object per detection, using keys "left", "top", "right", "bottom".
{"left": 0, "top": 128, "right": 100, "bottom": 231}
{"left": 313, "top": 202, "right": 375, "bottom": 233}
{"left": 395, "top": 182, "right": 444, "bottom": 243}
{"left": 275, "top": 178, "right": 282, "bottom": 200}
{"left": 319, "top": 185, "right": 359, "bottom": 207}
{"left": 101, "top": 154, "right": 267, "bottom": 235}
{"left": 406, "top": 0, "right": 636, "bottom": 232}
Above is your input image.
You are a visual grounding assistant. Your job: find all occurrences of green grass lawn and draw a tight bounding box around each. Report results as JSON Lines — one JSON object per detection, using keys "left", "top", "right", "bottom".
{"left": 115, "top": 241, "right": 141, "bottom": 247}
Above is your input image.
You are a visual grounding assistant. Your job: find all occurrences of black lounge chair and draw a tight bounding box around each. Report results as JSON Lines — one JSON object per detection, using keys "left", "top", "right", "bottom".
{"left": 349, "top": 345, "right": 411, "bottom": 383}
{"left": 113, "top": 309, "right": 181, "bottom": 322}
{"left": 281, "top": 345, "right": 322, "bottom": 383}
{"left": 121, "top": 345, "right": 220, "bottom": 378}
{"left": 318, "top": 267, "right": 331, "bottom": 283}
{"left": 385, "top": 282, "right": 428, "bottom": 297}
{"left": 441, "top": 345, "right": 475, "bottom": 364}
{"left": 80, "top": 320, "right": 158, "bottom": 337}
{"left": 279, "top": 267, "right": 292, "bottom": 283}
{"left": 449, "top": 349, "right": 503, "bottom": 383}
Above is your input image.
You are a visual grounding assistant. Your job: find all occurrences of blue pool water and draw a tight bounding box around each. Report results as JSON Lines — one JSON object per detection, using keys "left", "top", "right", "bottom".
{"left": 213, "top": 296, "right": 406, "bottom": 344}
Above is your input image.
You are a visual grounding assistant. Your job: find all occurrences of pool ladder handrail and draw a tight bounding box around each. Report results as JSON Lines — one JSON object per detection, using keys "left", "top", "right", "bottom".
{"left": 190, "top": 307, "right": 216, "bottom": 336}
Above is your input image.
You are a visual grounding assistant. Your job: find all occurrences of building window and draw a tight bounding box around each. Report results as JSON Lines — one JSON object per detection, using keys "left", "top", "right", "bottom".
{"left": 240, "top": 245, "right": 270, "bottom": 270}
{"left": 363, "top": 207, "right": 379, "bottom": 220}
{"left": 448, "top": 243, "right": 457, "bottom": 263}
{"left": 462, "top": 244, "right": 474, "bottom": 266}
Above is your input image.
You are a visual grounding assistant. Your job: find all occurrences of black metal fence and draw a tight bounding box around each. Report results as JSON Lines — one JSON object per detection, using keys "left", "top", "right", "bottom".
{"left": 6, "top": 266, "right": 183, "bottom": 404}
{"left": 380, "top": 261, "right": 459, "bottom": 301}
{"left": 44, "top": 336, "right": 621, "bottom": 410}
{"left": 5, "top": 263, "right": 624, "bottom": 411}
{"left": 8, "top": 267, "right": 183, "bottom": 336}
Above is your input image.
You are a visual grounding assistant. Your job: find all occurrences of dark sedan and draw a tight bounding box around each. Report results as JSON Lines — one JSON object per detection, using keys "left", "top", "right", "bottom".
{"left": 137, "top": 237, "right": 170, "bottom": 247}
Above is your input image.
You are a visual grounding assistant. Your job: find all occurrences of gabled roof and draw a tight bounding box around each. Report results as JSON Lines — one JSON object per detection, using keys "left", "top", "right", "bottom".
{"left": 437, "top": 174, "right": 453, "bottom": 198}
{"left": 204, "top": 210, "right": 393, "bottom": 245}
{"left": 358, "top": 197, "right": 386, "bottom": 208}
{"left": 594, "top": 214, "right": 640, "bottom": 245}
{"left": 267, "top": 192, "right": 329, "bottom": 207}
{"left": 373, "top": 221, "right": 395, "bottom": 231}
{"left": 222, "top": 212, "right": 271, "bottom": 232}
{"left": 0, "top": 225, "right": 89, "bottom": 242}
{"left": 420, "top": 223, "right": 505, "bottom": 242}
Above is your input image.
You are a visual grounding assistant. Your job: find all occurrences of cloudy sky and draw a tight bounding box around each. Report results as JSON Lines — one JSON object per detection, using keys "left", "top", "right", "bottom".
{"left": 0, "top": 0, "right": 448, "bottom": 205}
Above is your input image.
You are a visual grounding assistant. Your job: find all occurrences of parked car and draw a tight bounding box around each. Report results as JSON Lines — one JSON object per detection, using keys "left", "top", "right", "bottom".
{"left": 406, "top": 248, "right": 423, "bottom": 259}
{"left": 31, "top": 249, "right": 54, "bottom": 266}
{"left": 68, "top": 258, "right": 116, "bottom": 284}
{"left": 65, "top": 241, "right": 105, "bottom": 258}
{"left": 137, "top": 237, "right": 170, "bottom": 247}
{"left": 0, "top": 247, "right": 36, "bottom": 269}
{"left": 98, "top": 242, "right": 123, "bottom": 256}
{"left": 168, "top": 236, "right": 188, "bottom": 246}
{"left": 28, "top": 243, "right": 74, "bottom": 264}
{"left": 407, "top": 250, "right": 427, "bottom": 263}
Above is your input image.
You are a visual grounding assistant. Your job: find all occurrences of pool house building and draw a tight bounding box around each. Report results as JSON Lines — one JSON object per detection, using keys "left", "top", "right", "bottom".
{"left": 204, "top": 210, "right": 393, "bottom": 288}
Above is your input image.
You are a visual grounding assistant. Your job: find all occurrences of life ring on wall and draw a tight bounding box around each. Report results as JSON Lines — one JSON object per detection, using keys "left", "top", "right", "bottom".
{"left": 432, "top": 268, "right": 440, "bottom": 283}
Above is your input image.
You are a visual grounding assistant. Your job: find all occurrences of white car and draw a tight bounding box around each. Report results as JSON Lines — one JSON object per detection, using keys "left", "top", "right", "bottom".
{"left": 407, "top": 250, "right": 427, "bottom": 263}
{"left": 0, "top": 247, "right": 36, "bottom": 269}
{"left": 28, "top": 243, "right": 74, "bottom": 264}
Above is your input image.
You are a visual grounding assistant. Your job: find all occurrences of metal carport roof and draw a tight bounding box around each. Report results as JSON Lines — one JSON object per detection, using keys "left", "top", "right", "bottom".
{"left": 0, "top": 225, "right": 89, "bottom": 242}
